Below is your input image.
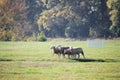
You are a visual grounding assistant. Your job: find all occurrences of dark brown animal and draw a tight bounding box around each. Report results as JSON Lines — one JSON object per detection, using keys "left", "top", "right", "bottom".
{"left": 71, "top": 48, "right": 86, "bottom": 59}
{"left": 51, "top": 45, "right": 71, "bottom": 58}
{"left": 64, "top": 47, "right": 86, "bottom": 59}
{"left": 50, "top": 46, "right": 61, "bottom": 58}
{"left": 63, "top": 48, "right": 72, "bottom": 59}
{"left": 56, "top": 45, "right": 70, "bottom": 58}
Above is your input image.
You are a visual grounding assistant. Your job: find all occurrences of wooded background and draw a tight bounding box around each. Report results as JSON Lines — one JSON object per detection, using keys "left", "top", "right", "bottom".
{"left": 0, "top": 0, "right": 120, "bottom": 41}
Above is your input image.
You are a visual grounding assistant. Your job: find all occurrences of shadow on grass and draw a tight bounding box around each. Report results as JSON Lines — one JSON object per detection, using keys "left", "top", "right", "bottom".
{"left": 0, "top": 58, "right": 13, "bottom": 61}
{"left": 73, "top": 58, "right": 120, "bottom": 62}
{"left": 0, "top": 58, "right": 119, "bottom": 63}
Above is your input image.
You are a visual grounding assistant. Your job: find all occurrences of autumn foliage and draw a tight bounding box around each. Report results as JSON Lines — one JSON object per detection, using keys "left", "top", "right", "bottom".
{"left": 0, "top": 0, "right": 120, "bottom": 41}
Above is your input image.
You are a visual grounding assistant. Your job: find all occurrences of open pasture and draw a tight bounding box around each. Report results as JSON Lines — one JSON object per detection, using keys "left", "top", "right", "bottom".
{"left": 0, "top": 40, "right": 120, "bottom": 80}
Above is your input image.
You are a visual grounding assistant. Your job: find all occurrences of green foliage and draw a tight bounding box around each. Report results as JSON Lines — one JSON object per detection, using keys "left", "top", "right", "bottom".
{"left": 0, "top": 0, "right": 120, "bottom": 41}
{"left": 0, "top": 29, "right": 15, "bottom": 41}
{"left": 38, "top": 0, "right": 111, "bottom": 38}
{"left": 0, "top": 0, "right": 28, "bottom": 41}
{"left": 37, "top": 32, "right": 47, "bottom": 42}
{"left": 107, "top": 0, "right": 120, "bottom": 37}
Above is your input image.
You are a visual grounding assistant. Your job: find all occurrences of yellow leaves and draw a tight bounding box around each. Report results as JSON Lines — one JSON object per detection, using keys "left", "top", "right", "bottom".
{"left": 107, "top": 0, "right": 112, "bottom": 8}
{"left": 0, "top": 0, "right": 8, "bottom": 7}
{"left": 107, "top": 0, "right": 118, "bottom": 9}
{"left": 0, "top": 11, "right": 14, "bottom": 27}
{"left": 0, "top": 0, "right": 8, "bottom": 13}
{"left": 41, "top": 0, "right": 47, "bottom": 5}
{"left": 107, "top": 0, "right": 119, "bottom": 23}
{"left": 37, "top": 4, "right": 75, "bottom": 31}
{"left": 37, "top": 9, "right": 56, "bottom": 30}
{"left": 109, "top": 10, "right": 118, "bottom": 15}
{"left": 0, "top": 28, "right": 16, "bottom": 41}
{"left": 109, "top": 10, "right": 118, "bottom": 26}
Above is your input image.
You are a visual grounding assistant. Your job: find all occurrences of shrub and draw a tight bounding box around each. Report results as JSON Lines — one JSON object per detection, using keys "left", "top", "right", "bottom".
{"left": 37, "top": 32, "right": 47, "bottom": 42}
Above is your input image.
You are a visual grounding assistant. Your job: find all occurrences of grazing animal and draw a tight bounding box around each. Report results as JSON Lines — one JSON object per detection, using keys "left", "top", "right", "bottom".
{"left": 63, "top": 48, "right": 72, "bottom": 59}
{"left": 71, "top": 48, "right": 86, "bottom": 59}
{"left": 51, "top": 45, "right": 85, "bottom": 59}
{"left": 60, "top": 46, "right": 70, "bottom": 58}
{"left": 50, "top": 46, "right": 61, "bottom": 58}
{"left": 64, "top": 47, "right": 86, "bottom": 59}
{"left": 51, "top": 45, "right": 71, "bottom": 58}
{"left": 56, "top": 45, "right": 70, "bottom": 58}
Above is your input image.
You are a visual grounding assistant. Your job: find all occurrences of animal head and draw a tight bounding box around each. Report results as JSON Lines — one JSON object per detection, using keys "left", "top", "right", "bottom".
{"left": 50, "top": 46, "right": 55, "bottom": 49}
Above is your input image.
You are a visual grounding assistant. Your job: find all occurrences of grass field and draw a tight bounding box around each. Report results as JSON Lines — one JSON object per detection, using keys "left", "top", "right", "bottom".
{"left": 0, "top": 40, "right": 120, "bottom": 80}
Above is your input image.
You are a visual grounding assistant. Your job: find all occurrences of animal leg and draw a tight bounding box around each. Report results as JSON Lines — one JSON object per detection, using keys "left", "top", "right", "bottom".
{"left": 71, "top": 55, "right": 73, "bottom": 59}
{"left": 62, "top": 54, "right": 66, "bottom": 59}
{"left": 78, "top": 54, "right": 80, "bottom": 59}
{"left": 52, "top": 53, "right": 55, "bottom": 57}
{"left": 58, "top": 53, "right": 61, "bottom": 59}
{"left": 73, "top": 54, "right": 77, "bottom": 59}
{"left": 82, "top": 52, "right": 86, "bottom": 59}
{"left": 68, "top": 54, "right": 70, "bottom": 59}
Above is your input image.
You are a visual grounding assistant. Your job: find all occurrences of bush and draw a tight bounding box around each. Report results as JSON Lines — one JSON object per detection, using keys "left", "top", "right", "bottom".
{"left": 38, "top": 36, "right": 47, "bottom": 42}
{"left": 37, "top": 32, "right": 47, "bottom": 42}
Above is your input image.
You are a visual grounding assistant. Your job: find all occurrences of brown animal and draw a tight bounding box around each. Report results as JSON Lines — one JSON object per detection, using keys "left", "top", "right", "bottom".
{"left": 51, "top": 45, "right": 71, "bottom": 58}
{"left": 57, "top": 45, "right": 70, "bottom": 58}
{"left": 50, "top": 46, "right": 61, "bottom": 58}
{"left": 64, "top": 47, "right": 86, "bottom": 59}
{"left": 71, "top": 48, "right": 86, "bottom": 59}
{"left": 63, "top": 47, "right": 73, "bottom": 59}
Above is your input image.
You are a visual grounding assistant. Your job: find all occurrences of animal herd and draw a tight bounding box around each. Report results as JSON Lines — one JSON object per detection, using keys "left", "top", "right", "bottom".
{"left": 50, "top": 45, "right": 86, "bottom": 59}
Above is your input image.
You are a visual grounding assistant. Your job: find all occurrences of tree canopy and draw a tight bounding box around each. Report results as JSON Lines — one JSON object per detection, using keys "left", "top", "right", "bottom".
{"left": 107, "top": 0, "right": 120, "bottom": 37}
{"left": 0, "top": 0, "right": 119, "bottom": 41}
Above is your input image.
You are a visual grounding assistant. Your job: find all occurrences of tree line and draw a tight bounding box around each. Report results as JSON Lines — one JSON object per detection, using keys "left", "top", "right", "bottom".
{"left": 0, "top": 0, "right": 120, "bottom": 41}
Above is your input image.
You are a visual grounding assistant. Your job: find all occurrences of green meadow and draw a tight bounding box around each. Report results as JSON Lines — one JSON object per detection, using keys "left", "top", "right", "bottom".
{"left": 0, "top": 40, "right": 120, "bottom": 80}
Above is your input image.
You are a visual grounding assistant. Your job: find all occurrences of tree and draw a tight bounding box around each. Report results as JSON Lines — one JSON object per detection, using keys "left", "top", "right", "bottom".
{"left": 107, "top": 0, "right": 120, "bottom": 37}
{"left": 37, "top": 0, "right": 111, "bottom": 39}
{"left": 0, "top": 0, "right": 28, "bottom": 41}
{"left": 25, "top": 0, "right": 45, "bottom": 39}
{"left": 88, "top": 0, "right": 111, "bottom": 38}
{"left": 0, "top": 0, "right": 117, "bottom": 41}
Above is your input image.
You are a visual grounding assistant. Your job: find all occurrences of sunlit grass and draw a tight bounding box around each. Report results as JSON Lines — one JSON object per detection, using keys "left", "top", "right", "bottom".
{"left": 0, "top": 40, "right": 120, "bottom": 80}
